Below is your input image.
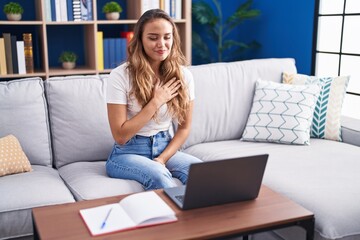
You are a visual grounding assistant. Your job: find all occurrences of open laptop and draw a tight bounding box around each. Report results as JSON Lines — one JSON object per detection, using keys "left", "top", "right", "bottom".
{"left": 164, "top": 154, "right": 268, "bottom": 210}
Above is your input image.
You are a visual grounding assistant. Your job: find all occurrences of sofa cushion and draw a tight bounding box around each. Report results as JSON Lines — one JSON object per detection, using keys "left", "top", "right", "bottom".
{"left": 241, "top": 79, "right": 320, "bottom": 145}
{"left": 184, "top": 139, "right": 360, "bottom": 240}
{"left": 0, "top": 77, "right": 52, "bottom": 166}
{"left": 58, "top": 161, "right": 182, "bottom": 201}
{"left": 0, "top": 165, "right": 75, "bottom": 239}
{"left": 183, "top": 58, "right": 297, "bottom": 149}
{"left": 45, "top": 75, "right": 114, "bottom": 168}
{"left": 341, "top": 116, "right": 360, "bottom": 147}
{"left": 283, "top": 73, "right": 350, "bottom": 141}
{"left": 0, "top": 134, "right": 32, "bottom": 177}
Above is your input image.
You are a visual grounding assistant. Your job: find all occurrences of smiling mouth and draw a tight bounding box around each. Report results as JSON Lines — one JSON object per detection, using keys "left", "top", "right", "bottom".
{"left": 156, "top": 50, "right": 166, "bottom": 54}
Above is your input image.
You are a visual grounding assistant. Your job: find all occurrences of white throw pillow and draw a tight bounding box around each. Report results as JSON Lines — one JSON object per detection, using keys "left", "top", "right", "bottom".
{"left": 241, "top": 79, "right": 320, "bottom": 145}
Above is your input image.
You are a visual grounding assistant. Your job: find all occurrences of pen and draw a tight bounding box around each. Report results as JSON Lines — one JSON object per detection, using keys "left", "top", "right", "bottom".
{"left": 100, "top": 207, "right": 113, "bottom": 229}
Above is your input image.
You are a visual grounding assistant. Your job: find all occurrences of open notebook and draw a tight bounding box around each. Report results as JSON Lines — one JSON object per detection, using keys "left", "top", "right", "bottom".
{"left": 79, "top": 191, "right": 177, "bottom": 236}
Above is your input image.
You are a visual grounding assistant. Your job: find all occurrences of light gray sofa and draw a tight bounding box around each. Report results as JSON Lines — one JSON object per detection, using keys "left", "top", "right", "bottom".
{"left": 0, "top": 58, "right": 359, "bottom": 240}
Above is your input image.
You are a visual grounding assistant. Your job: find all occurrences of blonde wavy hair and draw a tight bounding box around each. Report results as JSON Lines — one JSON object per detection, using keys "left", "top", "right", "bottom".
{"left": 127, "top": 9, "right": 189, "bottom": 124}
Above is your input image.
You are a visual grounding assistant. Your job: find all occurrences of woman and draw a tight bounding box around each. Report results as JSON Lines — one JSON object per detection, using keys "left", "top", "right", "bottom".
{"left": 106, "top": 9, "right": 202, "bottom": 190}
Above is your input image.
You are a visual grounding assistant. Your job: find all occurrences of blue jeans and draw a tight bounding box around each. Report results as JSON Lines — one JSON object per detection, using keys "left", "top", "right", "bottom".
{"left": 106, "top": 131, "right": 202, "bottom": 190}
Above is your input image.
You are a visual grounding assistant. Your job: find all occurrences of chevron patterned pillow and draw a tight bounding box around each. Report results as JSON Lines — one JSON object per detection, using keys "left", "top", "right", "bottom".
{"left": 283, "top": 73, "right": 350, "bottom": 141}
{"left": 241, "top": 79, "right": 320, "bottom": 145}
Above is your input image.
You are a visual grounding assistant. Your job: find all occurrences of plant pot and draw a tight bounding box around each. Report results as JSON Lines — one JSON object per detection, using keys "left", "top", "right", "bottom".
{"left": 6, "top": 14, "right": 22, "bottom": 21}
{"left": 106, "top": 12, "right": 120, "bottom": 20}
{"left": 62, "top": 62, "right": 76, "bottom": 70}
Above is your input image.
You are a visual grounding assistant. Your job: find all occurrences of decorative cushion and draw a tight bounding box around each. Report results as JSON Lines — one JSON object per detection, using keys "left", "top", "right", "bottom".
{"left": 182, "top": 58, "right": 297, "bottom": 150}
{"left": 0, "top": 135, "right": 32, "bottom": 177}
{"left": 241, "top": 79, "right": 320, "bottom": 145}
{"left": 283, "top": 73, "right": 350, "bottom": 141}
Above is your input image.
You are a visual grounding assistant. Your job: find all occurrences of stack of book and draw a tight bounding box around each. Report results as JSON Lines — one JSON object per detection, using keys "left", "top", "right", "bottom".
{"left": 97, "top": 31, "right": 134, "bottom": 70}
{"left": 43, "top": 0, "right": 93, "bottom": 22}
{"left": 0, "top": 33, "right": 30, "bottom": 75}
{"left": 103, "top": 38, "right": 127, "bottom": 69}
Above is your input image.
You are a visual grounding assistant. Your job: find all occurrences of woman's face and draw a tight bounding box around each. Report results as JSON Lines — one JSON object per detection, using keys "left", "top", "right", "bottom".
{"left": 142, "top": 18, "right": 173, "bottom": 64}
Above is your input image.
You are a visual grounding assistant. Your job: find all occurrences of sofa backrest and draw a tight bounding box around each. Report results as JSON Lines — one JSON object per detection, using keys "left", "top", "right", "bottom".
{"left": 45, "top": 75, "right": 114, "bottom": 168}
{"left": 183, "top": 58, "right": 297, "bottom": 149}
{"left": 0, "top": 77, "right": 52, "bottom": 166}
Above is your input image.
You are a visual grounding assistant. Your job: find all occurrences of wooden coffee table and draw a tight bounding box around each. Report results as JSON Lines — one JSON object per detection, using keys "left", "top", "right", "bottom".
{"left": 32, "top": 185, "right": 314, "bottom": 240}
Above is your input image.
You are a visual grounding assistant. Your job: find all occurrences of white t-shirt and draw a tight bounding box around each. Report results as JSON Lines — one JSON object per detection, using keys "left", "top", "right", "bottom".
{"left": 106, "top": 63, "right": 195, "bottom": 137}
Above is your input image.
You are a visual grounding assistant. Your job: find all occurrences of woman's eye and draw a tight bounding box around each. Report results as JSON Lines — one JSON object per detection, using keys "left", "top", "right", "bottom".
{"left": 149, "top": 37, "right": 157, "bottom": 41}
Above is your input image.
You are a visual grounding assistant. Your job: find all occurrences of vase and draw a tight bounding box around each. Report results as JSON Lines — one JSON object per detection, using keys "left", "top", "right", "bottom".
{"left": 7, "top": 14, "right": 22, "bottom": 21}
{"left": 106, "top": 12, "right": 120, "bottom": 20}
{"left": 62, "top": 62, "right": 76, "bottom": 70}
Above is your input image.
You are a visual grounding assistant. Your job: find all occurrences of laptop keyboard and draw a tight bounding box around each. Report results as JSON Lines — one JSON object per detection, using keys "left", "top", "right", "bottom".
{"left": 175, "top": 195, "right": 184, "bottom": 203}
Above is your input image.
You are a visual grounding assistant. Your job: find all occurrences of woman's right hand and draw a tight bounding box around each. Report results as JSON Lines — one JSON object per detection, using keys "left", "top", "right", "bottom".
{"left": 152, "top": 77, "right": 181, "bottom": 108}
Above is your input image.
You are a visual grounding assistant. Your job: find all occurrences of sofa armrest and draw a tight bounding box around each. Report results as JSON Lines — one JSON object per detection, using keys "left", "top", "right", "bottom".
{"left": 341, "top": 116, "right": 360, "bottom": 147}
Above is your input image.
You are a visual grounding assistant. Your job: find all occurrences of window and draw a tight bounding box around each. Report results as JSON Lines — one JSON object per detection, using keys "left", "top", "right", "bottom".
{"left": 313, "top": 0, "right": 360, "bottom": 119}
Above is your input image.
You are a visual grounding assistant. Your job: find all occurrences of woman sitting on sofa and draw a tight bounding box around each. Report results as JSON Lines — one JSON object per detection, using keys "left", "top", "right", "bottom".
{"left": 105, "top": 9, "right": 201, "bottom": 190}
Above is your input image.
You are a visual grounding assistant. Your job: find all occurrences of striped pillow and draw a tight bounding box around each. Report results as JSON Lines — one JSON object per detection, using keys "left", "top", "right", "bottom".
{"left": 283, "top": 73, "right": 350, "bottom": 141}
{"left": 241, "top": 79, "right": 320, "bottom": 145}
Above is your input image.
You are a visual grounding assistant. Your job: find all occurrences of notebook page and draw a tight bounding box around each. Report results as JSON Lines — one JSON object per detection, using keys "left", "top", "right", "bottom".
{"left": 119, "top": 191, "right": 176, "bottom": 225}
{"left": 80, "top": 203, "right": 135, "bottom": 235}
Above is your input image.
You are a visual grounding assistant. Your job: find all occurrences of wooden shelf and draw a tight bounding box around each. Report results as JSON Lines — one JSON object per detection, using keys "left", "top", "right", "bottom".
{"left": 0, "top": 21, "right": 43, "bottom": 25}
{"left": 1, "top": 71, "right": 46, "bottom": 78}
{"left": 49, "top": 67, "right": 97, "bottom": 76}
{"left": 0, "top": 0, "right": 192, "bottom": 81}
{"left": 45, "top": 21, "right": 96, "bottom": 25}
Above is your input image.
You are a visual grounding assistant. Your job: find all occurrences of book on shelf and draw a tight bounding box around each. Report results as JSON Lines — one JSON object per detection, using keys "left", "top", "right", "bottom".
{"left": 3, "top": 33, "right": 13, "bottom": 74}
{"left": 44, "top": 0, "right": 52, "bottom": 22}
{"left": 80, "top": 0, "right": 92, "bottom": 20}
{"left": 60, "top": 0, "right": 68, "bottom": 21}
{"left": 10, "top": 35, "right": 19, "bottom": 74}
{"left": 79, "top": 191, "right": 177, "bottom": 236}
{"left": 103, "top": 38, "right": 110, "bottom": 69}
{"left": 66, "top": 0, "right": 74, "bottom": 21}
{"left": 108, "top": 38, "right": 116, "bottom": 68}
{"left": 23, "top": 33, "right": 34, "bottom": 74}
{"left": 50, "top": 0, "right": 56, "bottom": 21}
{"left": 54, "top": 0, "right": 61, "bottom": 21}
{"left": 170, "top": 0, "right": 175, "bottom": 18}
{"left": 175, "top": 0, "right": 182, "bottom": 19}
{"left": 114, "top": 38, "right": 127, "bottom": 66}
{"left": 86, "top": 0, "right": 93, "bottom": 20}
{"left": 163, "top": 0, "right": 171, "bottom": 16}
{"left": 97, "top": 32, "right": 104, "bottom": 70}
{"left": 16, "top": 41, "right": 26, "bottom": 74}
{"left": 73, "top": 0, "right": 81, "bottom": 21}
{"left": 0, "top": 38, "right": 7, "bottom": 75}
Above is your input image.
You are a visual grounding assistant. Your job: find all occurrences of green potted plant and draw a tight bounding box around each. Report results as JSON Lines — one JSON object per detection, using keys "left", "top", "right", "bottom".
{"left": 59, "top": 51, "right": 77, "bottom": 70}
{"left": 102, "top": 1, "right": 122, "bottom": 20}
{"left": 192, "top": 0, "right": 260, "bottom": 64}
{"left": 3, "top": 2, "right": 24, "bottom": 21}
